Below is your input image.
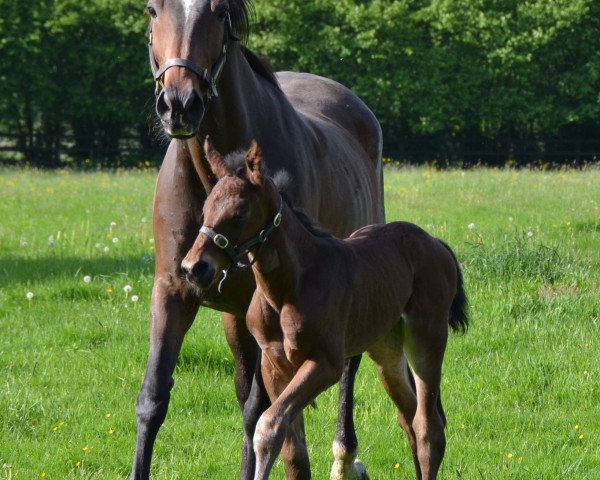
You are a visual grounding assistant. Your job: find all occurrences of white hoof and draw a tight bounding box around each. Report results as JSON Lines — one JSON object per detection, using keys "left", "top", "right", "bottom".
{"left": 330, "top": 458, "right": 369, "bottom": 480}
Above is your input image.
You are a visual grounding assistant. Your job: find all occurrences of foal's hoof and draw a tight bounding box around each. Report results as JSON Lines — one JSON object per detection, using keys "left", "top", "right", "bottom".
{"left": 330, "top": 458, "right": 369, "bottom": 480}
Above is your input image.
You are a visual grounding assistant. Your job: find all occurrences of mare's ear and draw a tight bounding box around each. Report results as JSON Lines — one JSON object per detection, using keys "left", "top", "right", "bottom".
{"left": 245, "top": 140, "right": 263, "bottom": 186}
{"left": 204, "top": 136, "right": 233, "bottom": 179}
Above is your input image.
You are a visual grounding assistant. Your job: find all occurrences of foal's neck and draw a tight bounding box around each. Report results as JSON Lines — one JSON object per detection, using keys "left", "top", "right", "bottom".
{"left": 251, "top": 201, "right": 332, "bottom": 308}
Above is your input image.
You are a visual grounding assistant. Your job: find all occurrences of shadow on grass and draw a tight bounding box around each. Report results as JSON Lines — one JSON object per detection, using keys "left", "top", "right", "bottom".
{"left": 0, "top": 254, "right": 154, "bottom": 288}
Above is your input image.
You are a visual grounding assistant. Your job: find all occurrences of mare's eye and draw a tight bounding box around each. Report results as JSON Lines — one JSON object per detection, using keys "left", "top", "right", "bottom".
{"left": 147, "top": 5, "right": 157, "bottom": 18}
{"left": 216, "top": 7, "right": 230, "bottom": 21}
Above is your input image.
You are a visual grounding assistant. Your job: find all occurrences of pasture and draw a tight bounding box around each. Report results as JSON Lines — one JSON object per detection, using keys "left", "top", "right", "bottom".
{"left": 0, "top": 166, "right": 598, "bottom": 479}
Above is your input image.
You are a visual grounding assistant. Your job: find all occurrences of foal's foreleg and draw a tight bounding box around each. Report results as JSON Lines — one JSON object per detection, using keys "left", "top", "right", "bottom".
{"left": 131, "top": 276, "right": 200, "bottom": 480}
{"left": 254, "top": 354, "right": 342, "bottom": 480}
{"left": 331, "top": 355, "right": 369, "bottom": 480}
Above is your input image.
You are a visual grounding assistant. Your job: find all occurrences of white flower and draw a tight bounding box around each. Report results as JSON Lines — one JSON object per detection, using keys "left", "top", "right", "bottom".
{"left": 26, "top": 292, "right": 34, "bottom": 300}
{"left": 467, "top": 223, "right": 475, "bottom": 230}
{"left": 83, "top": 275, "right": 92, "bottom": 283}
{"left": 508, "top": 217, "right": 513, "bottom": 222}
{"left": 141, "top": 217, "right": 147, "bottom": 223}
{"left": 95, "top": 243, "right": 102, "bottom": 249}
{"left": 103, "top": 246, "right": 110, "bottom": 253}
{"left": 112, "top": 237, "right": 119, "bottom": 244}
{"left": 527, "top": 231, "right": 534, "bottom": 238}
{"left": 131, "top": 295, "right": 139, "bottom": 303}
{"left": 20, "top": 239, "right": 28, "bottom": 247}
{"left": 48, "top": 235, "right": 55, "bottom": 247}
{"left": 110, "top": 222, "right": 117, "bottom": 228}
{"left": 149, "top": 238, "right": 155, "bottom": 244}
{"left": 123, "top": 285, "right": 133, "bottom": 294}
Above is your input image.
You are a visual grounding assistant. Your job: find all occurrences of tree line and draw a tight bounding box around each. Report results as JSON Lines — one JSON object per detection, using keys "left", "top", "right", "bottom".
{"left": 1, "top": 0, "right": 598, "bottom": 166}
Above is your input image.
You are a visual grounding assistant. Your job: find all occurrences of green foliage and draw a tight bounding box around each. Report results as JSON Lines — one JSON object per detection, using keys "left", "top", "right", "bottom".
{"left": 0, "top": 1, "right": 598, "bottom": 164}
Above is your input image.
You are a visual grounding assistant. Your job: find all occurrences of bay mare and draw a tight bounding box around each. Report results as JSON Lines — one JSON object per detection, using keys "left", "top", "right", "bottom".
{"left": 132, "top": 1, "right": 384, "bottom": 479}
{"left": 182, "top": 141, "right": 468, "bottom": 479}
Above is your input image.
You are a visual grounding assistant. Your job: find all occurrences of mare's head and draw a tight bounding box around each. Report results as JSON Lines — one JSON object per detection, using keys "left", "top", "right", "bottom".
{"left": 147, "top": 0, "right": 250, "bottom": 138}
{"left": 182, "top": 137, "right": 279, "bottom": 288}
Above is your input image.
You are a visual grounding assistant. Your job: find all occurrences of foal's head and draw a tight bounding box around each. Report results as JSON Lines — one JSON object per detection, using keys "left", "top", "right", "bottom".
{"left": 147, "top": 0, "right": 250, "bottom": 138}
{"left": 182, "top": 137, "right": 279, "bottom": 289}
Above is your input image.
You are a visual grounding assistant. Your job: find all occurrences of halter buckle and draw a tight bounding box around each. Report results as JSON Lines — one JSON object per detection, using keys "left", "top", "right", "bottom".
{"left": 213, "top": 234, "right": 229, "bottom": 249}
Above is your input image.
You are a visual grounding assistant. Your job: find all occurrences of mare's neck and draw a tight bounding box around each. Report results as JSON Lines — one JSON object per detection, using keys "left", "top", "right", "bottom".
{"left": 196, "top": 44, "right": 279, "bottom": 154}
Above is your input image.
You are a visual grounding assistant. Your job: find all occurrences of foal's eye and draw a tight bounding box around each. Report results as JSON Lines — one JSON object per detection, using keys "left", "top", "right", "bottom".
{"left": 147, "top": 5, "right": 157, "bottom": 18}
{"left": 216, "top": 7, "right": 230, "bottom": 21}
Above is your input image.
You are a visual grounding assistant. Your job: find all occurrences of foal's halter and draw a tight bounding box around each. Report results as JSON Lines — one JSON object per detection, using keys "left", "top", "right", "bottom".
{"left": 148, "top": 12, "right": 237, "bottom": 98}
{"left": 200, "top": 196, "right": 283, "bottom": 291}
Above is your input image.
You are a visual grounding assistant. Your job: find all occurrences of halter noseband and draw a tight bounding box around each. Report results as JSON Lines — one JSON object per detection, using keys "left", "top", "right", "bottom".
{"left": 200, "top": 196, "right": 283, "bottom": 269}
{"left": 148, "top": 12, "right": 237, "bottom": 98}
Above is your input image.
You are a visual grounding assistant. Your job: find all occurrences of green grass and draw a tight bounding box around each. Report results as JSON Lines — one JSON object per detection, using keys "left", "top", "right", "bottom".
{"left": 1, "top": 166, "right": 599, "bottom": 479}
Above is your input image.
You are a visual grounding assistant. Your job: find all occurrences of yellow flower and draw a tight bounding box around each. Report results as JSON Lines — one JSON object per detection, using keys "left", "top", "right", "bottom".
{"left": 507, "top": 453, "right": 513, "bottom": 459}
{"left": 459, "top": 424, "right": 465, "bottom": 430}
{"left": 394, "top": 463, "right": 400, "bottom": 469}
{"left": 107, "top": 428, "right": 114, "bottom": 435}
{"left": 105, "top": 412, "right": 112, "bottom": 419}
{"left": 578, "top": 434, "right": 584, "bottom": 440}
{"left": 40, "top": 473, "right": 47, "bottom": 478}
{"left": 106, "top": 288, "right": 113, "bottom": 294}
{"left": 75, "top": 461, "right": 81, "bottom": 468}
{"left": 574, "top": 424, "right": 580, "bottom": 430}
{"left": 82, "top": 447, "right": 89, "bottom": 453}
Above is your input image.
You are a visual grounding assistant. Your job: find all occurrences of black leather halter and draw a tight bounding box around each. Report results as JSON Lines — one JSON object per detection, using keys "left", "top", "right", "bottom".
{"left": 200, "top": 196, "right": 283, "bottom": 269}
{"left": 148, "top": 12, "right": 237, "bottom": 98}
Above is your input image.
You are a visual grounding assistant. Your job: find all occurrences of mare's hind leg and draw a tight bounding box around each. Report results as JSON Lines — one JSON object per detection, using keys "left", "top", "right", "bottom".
{"left": 403, "top": 312, "right": 449, "bottom": 480}
{"left": 331, "top": 355, "right": 369, "bottom": 480}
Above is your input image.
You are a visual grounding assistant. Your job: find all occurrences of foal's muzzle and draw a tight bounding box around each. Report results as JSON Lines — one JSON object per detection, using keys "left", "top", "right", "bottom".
{"left": 156, "top": 87, "right": 205, "bottom": 138}
{"left": 181, "top": 258, "right": 216, "bottom": 289}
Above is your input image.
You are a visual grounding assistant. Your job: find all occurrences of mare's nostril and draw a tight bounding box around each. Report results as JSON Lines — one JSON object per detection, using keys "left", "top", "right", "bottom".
{"left": 183, "top": 89, "right": 205, "bottom": 126}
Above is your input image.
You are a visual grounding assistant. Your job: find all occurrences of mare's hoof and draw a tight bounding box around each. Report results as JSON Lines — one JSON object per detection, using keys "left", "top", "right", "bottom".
{"left": 330, "top": 458, "right": 369, "bottom": 480}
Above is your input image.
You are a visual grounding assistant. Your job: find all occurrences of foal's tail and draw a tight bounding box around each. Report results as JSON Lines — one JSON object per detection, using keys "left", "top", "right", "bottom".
{"left": 440, "top": 241, "right": 469, "bottom": 333}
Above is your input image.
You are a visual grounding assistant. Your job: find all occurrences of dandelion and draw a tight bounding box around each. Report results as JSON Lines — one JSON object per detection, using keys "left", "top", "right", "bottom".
{"left": 106, "top": 288, "right": 113, "bottom": 294}
{"left": 131, "top": 295, "right": 139, "bottom": 303}
{"left": 40, "top": 473, "right": 47, "bottom": 478}
{"left": 105, "top": 412, "right": 112, "bottom": 419}
{"left": 107, "top": 428, "right": 114, "bottom": 435}
{"left": 123, "top": 285, "right": 133, "bottom": 294}
{"left": 112, "top": 237, "right": 119, "bottom": 244}
{"left": 578, "top": 434, "right": 585, "bottom": 440}
{"left": 467, "top": 223, "right": 475, "bottom": 230}
{"left": 527, "top": 231, "right": 534, "bottom": 238}
{"left": 575, "top": 424, "right": 580, "bottom": 430}
{"left": 149, "top": 238, "right": 155, "bottom": 244}
{"left": 95, "top": 243, "right": 102, "bottom": 249}
{"left": 82, "top": 446, "right": 90, "bottom": 454}
{"left": 141, "top": 217, "right": 147, "bottom": 223}
{"left": 110, "top": 222, "right": 117, "bottom": 227}
{"left": 20, "top": 238, "right": 29, "bottom": 247}
{"left": 394, "top": 463, "right": 400, "bottom": 469}
{"left": 75, "top": 460, "right": 81, "bottom": 468}
{"left": 459, "top": 424, "right": 465, "bottom": 430}
{"left": 507, "top": 453, "right": 513, "bottom": 459}
{"left": 83, "top": 275, "right": 91, "bottom": 284}
{"left": 103, "top": 246, "right": 109, "bottom": 253}
{"left": 26, "top": 291, "right": 34, "bottom": 300}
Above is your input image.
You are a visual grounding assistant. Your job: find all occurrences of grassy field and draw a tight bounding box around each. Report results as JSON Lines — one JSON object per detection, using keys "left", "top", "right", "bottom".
{"left": 0, "top": 166, "right": 598, "bottom": 479}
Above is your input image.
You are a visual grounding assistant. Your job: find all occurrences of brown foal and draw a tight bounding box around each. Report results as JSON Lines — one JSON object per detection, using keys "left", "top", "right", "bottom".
{"left": 183, "top": 140, "right": 468, "bottom": 480}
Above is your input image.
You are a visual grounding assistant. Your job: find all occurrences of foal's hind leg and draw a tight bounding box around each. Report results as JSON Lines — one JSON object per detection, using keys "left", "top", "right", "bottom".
{"left": 403, "top": 312, "right": 449, "bottom": 480}
{"left": 331, "top": 355, "right": 369, "bottom": 480}
{"left": 367, "top": 332, "right": 421, "bottom": 477}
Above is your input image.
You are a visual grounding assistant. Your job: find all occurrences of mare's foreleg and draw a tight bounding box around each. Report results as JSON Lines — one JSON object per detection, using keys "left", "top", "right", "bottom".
{"left": 254, "top": 353, "right": 343, "bottom": 480}
{"left": 331, "top": 355, "right": 369, "bottom": 480}
{"left": 131, "top": 276, "right": 200, "bottom": 480}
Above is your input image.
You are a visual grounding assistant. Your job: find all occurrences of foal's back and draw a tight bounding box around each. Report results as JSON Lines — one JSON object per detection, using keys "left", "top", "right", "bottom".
{"left": 330, "top": 222, "right": 458, "bottom": 356}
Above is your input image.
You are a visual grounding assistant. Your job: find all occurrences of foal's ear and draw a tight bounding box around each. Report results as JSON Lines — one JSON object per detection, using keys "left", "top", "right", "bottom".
{"left": 204, "top": 136, "right": 233, "bottom": 179}
{"left": 245, "top": 140, "right": 263, "bottom": 186}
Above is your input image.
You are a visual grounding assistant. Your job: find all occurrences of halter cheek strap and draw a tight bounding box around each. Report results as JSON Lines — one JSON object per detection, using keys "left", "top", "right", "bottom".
{"left": 200, "top": 196, "right": 284, "bottom": 269}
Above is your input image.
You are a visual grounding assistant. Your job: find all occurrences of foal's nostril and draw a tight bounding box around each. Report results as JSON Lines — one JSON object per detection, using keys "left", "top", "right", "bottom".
{"left": 184, "top": 260, "right": 215, "bottom": 287}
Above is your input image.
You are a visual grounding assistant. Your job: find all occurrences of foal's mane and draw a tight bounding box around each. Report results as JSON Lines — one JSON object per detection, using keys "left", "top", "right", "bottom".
{"left": 222, "top": 151, "right": 332, "bottom": 239}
